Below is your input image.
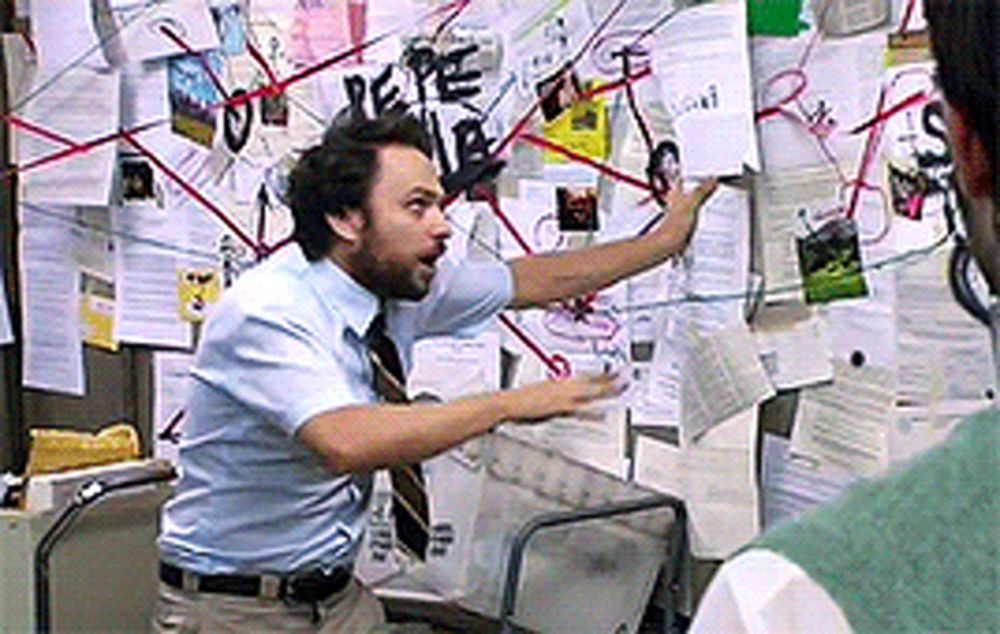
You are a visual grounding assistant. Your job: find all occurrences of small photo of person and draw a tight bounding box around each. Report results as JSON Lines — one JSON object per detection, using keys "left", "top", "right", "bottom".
{"left": 648, "top": 139, "right": 682, "bottom": 196}
{"left": 261, "top": 91, "right": 289, "bottom": 127}
{"left": 537, "top": 67, "right": 582, "bottom": 122}
{"left": 120, "top": 160, "right": 155, "bottom": 201}
{"left": 556, "top": 185, "right": 599, "bottom": 232}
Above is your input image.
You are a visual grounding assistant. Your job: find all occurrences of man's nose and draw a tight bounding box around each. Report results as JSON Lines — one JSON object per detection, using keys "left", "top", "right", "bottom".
{"left": 428, "top": 205, "right": 452, "bottom": 240}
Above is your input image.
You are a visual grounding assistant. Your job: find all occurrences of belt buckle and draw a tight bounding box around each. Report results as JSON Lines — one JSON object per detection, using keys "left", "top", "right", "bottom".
{"left": 181, "top": 570, "right": 199, "bottom": 593}
{"left": 285, "top": 567, "right": 340, "bottom": 604}
{"left": 259, "top": 574, "right": 282, "bottom": 600}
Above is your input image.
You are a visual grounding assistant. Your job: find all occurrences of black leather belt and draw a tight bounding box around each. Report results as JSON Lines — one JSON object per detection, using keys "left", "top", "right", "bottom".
{"left": 159, "top": 561, "right": 352, "bottom": 603}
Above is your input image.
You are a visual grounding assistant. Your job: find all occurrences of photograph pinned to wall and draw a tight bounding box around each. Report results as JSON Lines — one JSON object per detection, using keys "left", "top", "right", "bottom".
{"left": 795, "top": 215, "right": 868, "bottom": 304}
{"left": 177, "top": 267, "right": 221, "bottom": 323}
{"left": 168, "top": 52, "right": 224, "bottom": 148}
{"left": 119, "top": 157, "right": 158, "bottom": 205}
{"left": 210, "top": 0, "right": 247, "bottom": 57}
{"left": 886, "top": 160, "right": 930, "bottom": 220}
{"left": 880, "top": 62, "right": 953, "bottom": 222}
{"left": 648, "top": 138, "right": 682, "bottom": 196}
{"left": 536, "top": 66, "right": 583, "bottom": 122}
{"left": 260, "top": 88, "right": 290, "bottom": 127}
{"left": 556, "top": 185, "right": 599, "bottom": 232}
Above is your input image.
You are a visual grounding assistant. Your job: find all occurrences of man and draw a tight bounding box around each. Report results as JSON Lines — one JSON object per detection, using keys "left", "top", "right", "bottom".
{"left": 691, "top": 1, "right": 998, "bottom": 632}
{"left": 155, "top": 108, "right": 717, "bottom": 632}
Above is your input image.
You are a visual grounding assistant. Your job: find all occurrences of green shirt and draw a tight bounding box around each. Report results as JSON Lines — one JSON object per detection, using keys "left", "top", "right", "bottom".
{"left": 755, "top": 409, "right": 1000, "bottom": 633}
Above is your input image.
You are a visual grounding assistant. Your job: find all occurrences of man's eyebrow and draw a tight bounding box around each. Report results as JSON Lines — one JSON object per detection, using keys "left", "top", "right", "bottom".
{"left": 407, "top": 186, "right": 445, "bottom": 201}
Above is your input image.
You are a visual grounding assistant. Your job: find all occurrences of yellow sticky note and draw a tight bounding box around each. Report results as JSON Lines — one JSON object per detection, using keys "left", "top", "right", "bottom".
{"left": 79, "top": 271, "right": 117, "bottom": 352}
{"left": 177, "top": 268, "right": 221, "bottom": 323}
{"left": 542, "top": 81, "right": 609, "bottom": 164}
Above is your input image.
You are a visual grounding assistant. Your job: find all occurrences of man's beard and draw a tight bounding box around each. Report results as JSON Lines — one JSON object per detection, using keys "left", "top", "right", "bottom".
{"left": 350, "top": 247, "right": 430, "bottom": 301}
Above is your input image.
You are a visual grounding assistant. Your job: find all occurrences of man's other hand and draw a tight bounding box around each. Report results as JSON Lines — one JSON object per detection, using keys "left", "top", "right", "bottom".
{"left": 655, "top": 177, "right": 719, "bottom": 253}
{"left": 500, "top": 373, "right": 623, "bottom": 424}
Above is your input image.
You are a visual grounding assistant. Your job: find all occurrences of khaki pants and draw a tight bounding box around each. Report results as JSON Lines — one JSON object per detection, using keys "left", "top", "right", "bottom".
{"left": 152, "top": 578, "right": 386, "bottom": 633}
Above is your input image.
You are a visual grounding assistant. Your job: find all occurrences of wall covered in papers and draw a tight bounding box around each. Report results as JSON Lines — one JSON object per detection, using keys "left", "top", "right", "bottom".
{"left": 1, "top": 0, "right": 992, "bottom": 604}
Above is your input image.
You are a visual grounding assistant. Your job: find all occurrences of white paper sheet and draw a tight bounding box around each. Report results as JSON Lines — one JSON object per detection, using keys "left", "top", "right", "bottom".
{"left": 499, "top": 176, "right": 600, "bottom": 259}
{"left": 752, "top": 31, "right": 884, "bottom": 172}
{"left": 30, "top": 0, "right": 106, "bottom": 77}
{"left": 753, "top": 304, "right": 834, "bottom": 390}
{"left": 753, "top": 165, "right": 843, "bottom": 304}
{"left": 503, "top": 350, "right": 629, "bottom": 479}
{"left": 632, "top": 299, "right": 685, "bottom": 427}
{"left": 120, "top": 60, "right": 170, "bottom": 132}
{"left": 683, "top": 185, "right": 752, "bottom": 328}
{"left": 19, "top": 204, "right": 84, "bottom": 395}
{"left": 654, "top": 0, "right": 758, "bottom": 176}
{"left": 761, "top": 433, "right": 853, "bottom": 530}
{"left": 112, "top": 0, "right": 220, "bottom": 62}
{"left": 889, "top": 401, "right": 986, "bottom": 468}
{"left": 895, "top": 248, "right": 994, "bottom": 406}
{"left": 821, "top": 298, "right": 897, "bottom": 371}
{"left": 113, "top": 206, "right": 193, "bottom": 348}
{"left": 633, "top": 432, "right": 684, "bottom": 499}
{"left": 2, "top": 33, "right": 37, "bottom": 113}
{"left": 684, "top": 408, "right": 760, "bottom": 557}
{"left": 153, "top": 350, "right": 195, "bottom": 465}
{"left": 408, "top": 331, "right": 500, "bottom": 401}
{"left": 791, "top": 359, "right": 894, "bottom": 478}
{"left": 18, "top": 67, "right": 120, "bottom": 206}
{"left": 636, "top": 407, "right": 760, "bottom": 558}
{"left": 681, "top": 320, "right": 775, "bottom": 443}
{"left": 632, "top": 186, "right": 751, "bottom": 427}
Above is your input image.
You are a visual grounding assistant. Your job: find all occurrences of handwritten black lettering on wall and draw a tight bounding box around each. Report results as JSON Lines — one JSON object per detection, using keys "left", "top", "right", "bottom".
{"left": 341, "top": 42, "right": 503, "bottom": 197}
{"left": 667, "top": 83, "right": 720, "bottom": 120}
{"left": 918, "top": 102, "right": 951, "bottom": 173}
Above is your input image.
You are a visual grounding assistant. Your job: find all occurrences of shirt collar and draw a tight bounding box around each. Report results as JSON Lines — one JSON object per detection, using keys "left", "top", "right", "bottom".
{"left": 306, "top": 254, "right": 380, "bottom": 338}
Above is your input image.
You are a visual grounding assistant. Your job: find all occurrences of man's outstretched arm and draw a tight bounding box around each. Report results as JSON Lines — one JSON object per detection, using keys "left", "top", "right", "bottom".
{"left": 297, "top": 373, "right": 619, "bottom": 474}
{"left": 507, "top": 179, "right": 717, "bottom": 309}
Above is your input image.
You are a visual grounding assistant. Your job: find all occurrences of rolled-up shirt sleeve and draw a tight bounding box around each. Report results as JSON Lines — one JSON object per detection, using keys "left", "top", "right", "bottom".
{"left": 193, "top": 306, "right": 366, "bottom": 436}
{"left": 413, "top": 258, "right": 514, "bottom": 338}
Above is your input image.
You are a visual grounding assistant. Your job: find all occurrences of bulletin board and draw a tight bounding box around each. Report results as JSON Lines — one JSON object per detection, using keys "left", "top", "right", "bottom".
{"left": 0, "top": 0, "right": 993, "bottom": 590}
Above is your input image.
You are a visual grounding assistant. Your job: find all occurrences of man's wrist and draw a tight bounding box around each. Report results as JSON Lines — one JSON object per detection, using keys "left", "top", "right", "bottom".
{"left": 492, "top": 390, "right": 517, "bottom": 423}
{"left": 647, "top": 217, "right": 686, "bottom": 255}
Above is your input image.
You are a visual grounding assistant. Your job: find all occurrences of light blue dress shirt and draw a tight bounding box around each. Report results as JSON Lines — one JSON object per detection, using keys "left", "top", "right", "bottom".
{"left": 159, "top": 243, "right": 512, "bottom": 575}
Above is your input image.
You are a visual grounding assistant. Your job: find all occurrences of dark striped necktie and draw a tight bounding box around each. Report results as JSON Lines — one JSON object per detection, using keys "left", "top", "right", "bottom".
{"left": 365, "top": 313, "right": 430, "bottom": 561}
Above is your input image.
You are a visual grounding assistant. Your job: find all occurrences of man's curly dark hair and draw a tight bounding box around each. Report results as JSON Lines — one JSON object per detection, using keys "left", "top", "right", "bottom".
{"left": 288, "top": 107, "right": 432, "bottom": 261}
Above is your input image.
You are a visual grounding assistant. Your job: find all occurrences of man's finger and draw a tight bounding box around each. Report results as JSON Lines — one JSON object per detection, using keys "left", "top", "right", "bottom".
{"left": 690, "top": 177, "right": 719, "bottom": 206}
{"left": 666, "top": 177, "right": 686, "bottom": 209}
{"left": 584, "top": 373, "right": 619, "bottom": 398}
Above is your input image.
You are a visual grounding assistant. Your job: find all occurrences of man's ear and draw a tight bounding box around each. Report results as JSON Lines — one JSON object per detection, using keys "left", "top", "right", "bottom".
{"left": 325, "top": 209, "right": 366, "bottom": 244}
{"left": 945, "top": 103, "right": 993, "bottom": 201}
